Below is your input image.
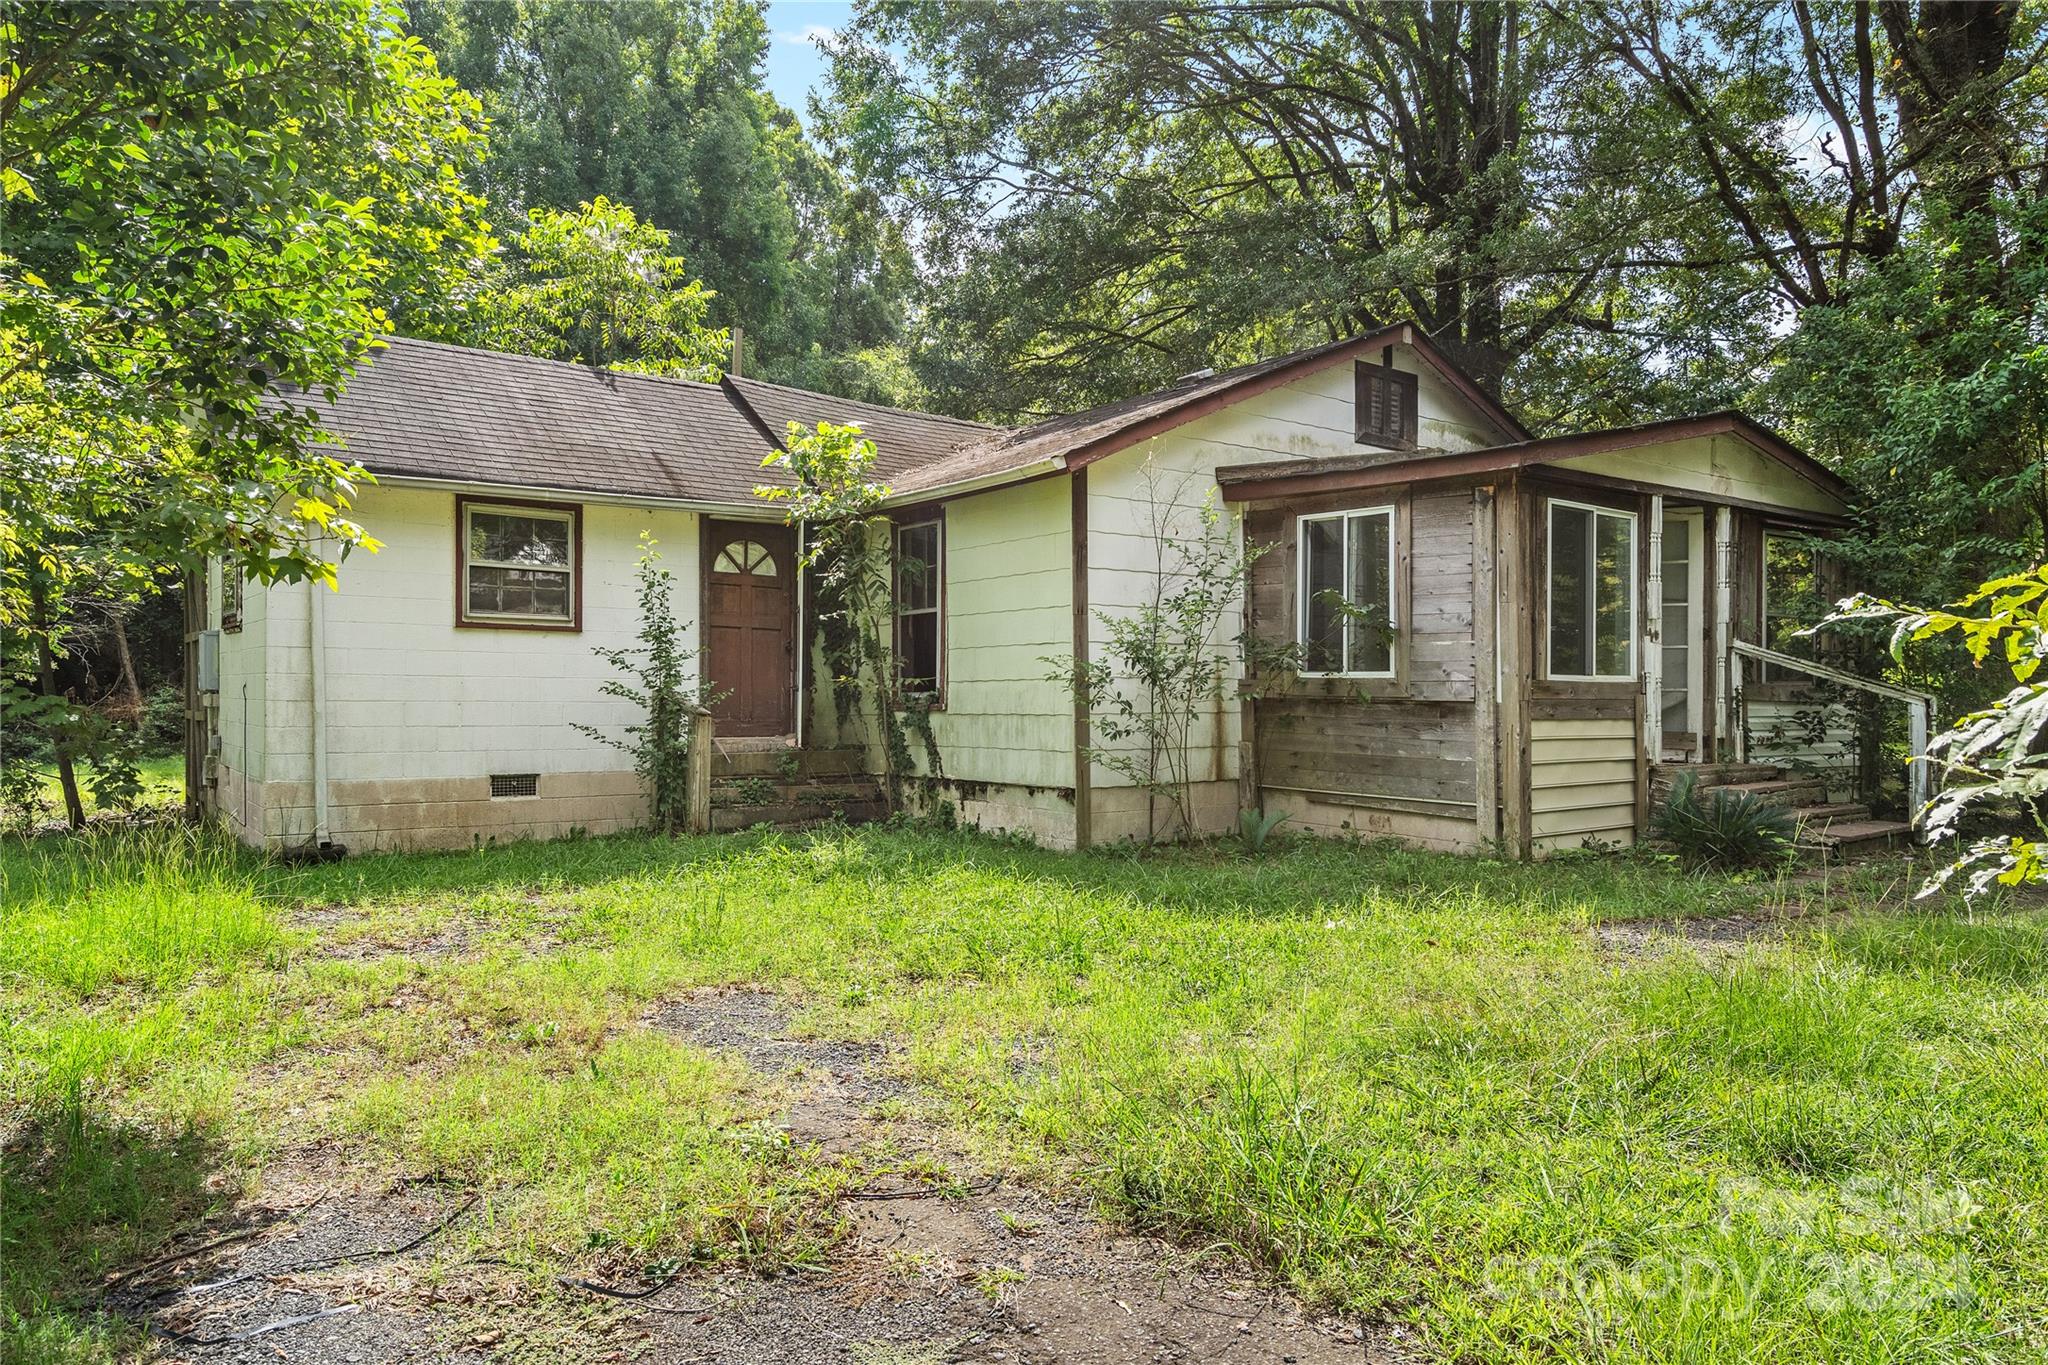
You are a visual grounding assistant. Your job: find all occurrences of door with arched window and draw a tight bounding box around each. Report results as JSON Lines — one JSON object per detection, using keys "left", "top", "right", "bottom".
{"left": 704, "top": 521, "right": 795, "bottom": 736}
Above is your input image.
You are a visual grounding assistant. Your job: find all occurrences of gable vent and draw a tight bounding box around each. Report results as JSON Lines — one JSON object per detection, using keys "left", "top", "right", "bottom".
{"left": 489, "top": 772, "right": 539, "bottom": 799}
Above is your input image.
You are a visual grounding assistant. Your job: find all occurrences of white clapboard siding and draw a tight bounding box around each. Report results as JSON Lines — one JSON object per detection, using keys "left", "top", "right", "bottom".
{"left": 1530, "top": 716, "right": 1638, "bottom": 851}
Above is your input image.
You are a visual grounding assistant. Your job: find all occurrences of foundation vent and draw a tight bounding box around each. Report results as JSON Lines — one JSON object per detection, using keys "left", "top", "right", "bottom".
{"left": 489, "top": 772, "right": 540, "bottom": 799}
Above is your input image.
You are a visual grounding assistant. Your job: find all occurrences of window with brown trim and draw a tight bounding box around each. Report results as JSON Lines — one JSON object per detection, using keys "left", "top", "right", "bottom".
{"left": 1354, "top": 361, "right": 1418, "bottom": 447}
{"left": 457, "top": 498, "right": 581, "bottom": 629}
{"left": 893, "top": 518, "right": 942, "bottom": 699}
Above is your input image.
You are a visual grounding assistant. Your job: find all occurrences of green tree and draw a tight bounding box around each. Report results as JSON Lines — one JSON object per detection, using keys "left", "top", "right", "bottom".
{"left": 1827, "top": 567, "right": 2048, "bottom": 898}
{"left": 475, "top": 198, "right": 731, "bottom": 378}
{"left": 1, "top": 0, "right": 493, "bottom": 823}
{"left": 574, "top": 535, "right": 704, "bottom": 834}
{"left": 754, "top": 420, "right": 927, "bottom": 803}
{"left": 411, "top": 0, "right": 913, "bottom": 393}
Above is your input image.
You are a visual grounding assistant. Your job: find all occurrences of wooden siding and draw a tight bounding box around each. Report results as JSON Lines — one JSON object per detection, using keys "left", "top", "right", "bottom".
{"left": 1530, "top": 714, "right": 1638, "bottom": 851}
{"left": 1256, "top": 697, "right": 1478, "bottom": 811}
{"left": 1746, "top": 695, "right": 1858, "bottom": 794}
{"left": 1242, "top": 481, "right": 1483, "bottom": 843}
{"left": 1555, "top": 433, "right": 1843, "bottom": 516}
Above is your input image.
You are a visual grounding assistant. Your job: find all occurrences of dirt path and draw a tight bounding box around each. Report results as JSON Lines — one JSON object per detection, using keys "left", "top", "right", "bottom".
{"left": 115, "top": 988, "right": 1405, "bottom": 1364}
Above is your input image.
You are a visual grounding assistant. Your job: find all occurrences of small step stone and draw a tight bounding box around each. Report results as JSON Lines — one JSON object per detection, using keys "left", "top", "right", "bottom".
{"left": 1801, "top": 818, "right": 1912, "bottom": 853}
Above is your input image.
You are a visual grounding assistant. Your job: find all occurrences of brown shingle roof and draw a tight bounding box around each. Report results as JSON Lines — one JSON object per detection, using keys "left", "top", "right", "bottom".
{"left": 297, "top": 337, "right": 781, "bottom": 504}
{"left": 300, "top": 326, "right": 1530, "bottom": 509}
{"left": 721, "top": 375, "right": 1001, "bottom": 481}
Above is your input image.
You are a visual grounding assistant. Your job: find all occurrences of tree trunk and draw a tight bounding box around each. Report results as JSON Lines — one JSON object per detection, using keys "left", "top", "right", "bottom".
{"left": 111, "top": 606, "right": 145, "bottom": 722}
{"left": 29, "top": 580, "right": 86, "bottom": 829}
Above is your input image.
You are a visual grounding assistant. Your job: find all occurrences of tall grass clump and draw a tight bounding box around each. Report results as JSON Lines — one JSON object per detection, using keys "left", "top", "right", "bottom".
{"left": 1651, "top": 771, "right": 1797, "bottom": 869}
{"left": 0, "top": 824, "right": 284, "bottom": 996}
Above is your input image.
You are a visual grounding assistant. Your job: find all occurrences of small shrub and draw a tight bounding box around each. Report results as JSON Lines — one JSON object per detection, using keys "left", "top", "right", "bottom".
{"left": 1652, "top": 771, "right": 1798, "bottom": 869}
{"left": 1238, "top": 807, "right": 1289, "bottom": 853}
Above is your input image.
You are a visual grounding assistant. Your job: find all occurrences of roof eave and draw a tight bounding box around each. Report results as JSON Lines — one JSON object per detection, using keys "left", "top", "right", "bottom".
{"left": 1217, "top": 412, "right": 1851, "bottom": 514}
{"left": 881, "top": 456, "right": 1067, "bottom": 507}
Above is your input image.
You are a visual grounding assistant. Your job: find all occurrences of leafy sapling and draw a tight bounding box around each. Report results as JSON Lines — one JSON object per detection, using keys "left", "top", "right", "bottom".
{"left": 575, "top": 535, "right": 712, "bottom": 834}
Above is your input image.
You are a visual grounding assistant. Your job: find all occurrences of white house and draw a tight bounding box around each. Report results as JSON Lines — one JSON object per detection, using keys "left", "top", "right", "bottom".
{"left": 199, "top": 325, "right": 1917, "bottom": 857}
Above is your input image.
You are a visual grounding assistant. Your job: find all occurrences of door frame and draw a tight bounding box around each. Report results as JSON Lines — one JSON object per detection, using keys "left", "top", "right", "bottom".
{"left": 1659, "top": 506, "right": 1706, "bottom": 753}
{"left": 700, "top": 517, "right": 798, "bottom": 738}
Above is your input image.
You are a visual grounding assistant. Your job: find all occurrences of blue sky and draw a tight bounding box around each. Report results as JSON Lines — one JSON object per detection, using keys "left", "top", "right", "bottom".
{"left": 763, "top": 1, "right": 853, "bottom": 123}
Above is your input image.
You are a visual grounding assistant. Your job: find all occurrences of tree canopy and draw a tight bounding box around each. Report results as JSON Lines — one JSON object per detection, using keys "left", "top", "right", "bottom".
{"left": 473, "top": 197, "right": 731, "bottom": 378}
{"left": 1, "top": 0, "right": 493, "bottom": 611}
{"left": 819, "top": 0, "right": 2045, "bottom": 608}
{"left": 409, "top": 0, "right": 922, "bottom": 403}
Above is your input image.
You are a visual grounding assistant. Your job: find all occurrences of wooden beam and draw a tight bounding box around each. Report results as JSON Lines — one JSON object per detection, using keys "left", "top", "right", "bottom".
{"left": 1070, "top": 468, "right": 1092, "bottom": 850}
{"left": 1496, "top": 475, "right": 1532, "bottom": 859}
{"left": 1714, "top": 505, "right": 1736, "bottom": 761}
{"left": 686, "top": 708, "right": 714, "bottom": 834}
{"left": 1645, "top": 494, "right": 1664, "bottom": 764}
{"left": 1471, "top": 486, "right": 1499, "bottom": 847}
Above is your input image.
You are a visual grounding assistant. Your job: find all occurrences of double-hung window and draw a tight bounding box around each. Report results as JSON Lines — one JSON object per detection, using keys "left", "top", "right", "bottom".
{"left": 1546, "top": 498, "right": 1635, "bottom": 681}
{"left": 894, "top": 518, "right": 942, "bottom": 698}
{"left": 1297, "top": 507, "right": 1396, "bottom": 677}
{"left": 459, "top": 499, "right": 579, "bottom": 628}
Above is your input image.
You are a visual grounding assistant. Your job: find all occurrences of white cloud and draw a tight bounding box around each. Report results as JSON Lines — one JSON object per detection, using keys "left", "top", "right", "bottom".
{"left": 775, "top": 25, "right": 837, "bottom": 46}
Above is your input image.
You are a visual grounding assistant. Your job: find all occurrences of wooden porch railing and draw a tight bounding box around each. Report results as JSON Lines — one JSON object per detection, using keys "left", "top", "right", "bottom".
{"left": 1728, "top": 638, "right": 1935, "bottom": 817}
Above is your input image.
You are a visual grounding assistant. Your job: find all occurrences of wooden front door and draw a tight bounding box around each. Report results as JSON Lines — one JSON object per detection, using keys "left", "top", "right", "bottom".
{"left": 704, "top": 521, "right": 795, "bottom": 736}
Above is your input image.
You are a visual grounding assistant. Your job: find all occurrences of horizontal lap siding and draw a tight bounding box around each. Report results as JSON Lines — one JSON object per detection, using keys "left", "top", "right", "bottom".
{"left": 1530, "top": 716, "right": 1638, "bottom": 851}
{"left": 1258, "top": 699, "right": 1478, "bottom": 810}
{"left": 924, "top": 477, "right": 1073, "bottom": 790}
{"left": 1746, "top": 697, "right": 1858, "bottom": 793}
{"left": 1084, "top": 353, "right": 1500, "bottom": 841}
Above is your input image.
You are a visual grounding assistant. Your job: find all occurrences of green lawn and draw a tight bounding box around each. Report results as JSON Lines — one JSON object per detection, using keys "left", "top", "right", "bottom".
{"left": 15, "top": 754, "right": 184, "bottom": 824}
{"left": 3, "top": 823, "right": 2043, "bottom": 1363}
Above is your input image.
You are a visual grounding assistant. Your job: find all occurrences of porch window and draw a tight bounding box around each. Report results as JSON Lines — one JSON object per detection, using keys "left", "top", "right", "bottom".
{"left": 894, "top": 518, "right": 942, "bottom": 697}
{"left": 1297, "top": 507, "right": 1395, "bottom": 677}
{"left": 1547, "top": 499, "right": 1635, "bottom": 681}
{"left": 458, "top": 499, "right": 579, "bottom": 628}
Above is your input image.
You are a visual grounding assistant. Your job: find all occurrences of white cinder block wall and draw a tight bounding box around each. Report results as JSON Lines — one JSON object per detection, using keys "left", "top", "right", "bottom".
{"left": 214, "top": 483, "right": 715, "bottom": 851}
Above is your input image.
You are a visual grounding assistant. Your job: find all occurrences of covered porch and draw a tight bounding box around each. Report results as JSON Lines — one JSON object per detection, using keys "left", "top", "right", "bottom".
{"left": 1221, "top": 412, "right": 1928, "bottom": 859}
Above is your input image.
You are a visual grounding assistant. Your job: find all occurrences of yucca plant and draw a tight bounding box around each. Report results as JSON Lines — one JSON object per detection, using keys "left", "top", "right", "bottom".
{"left": 1237, "top": 807, "right": 1290, "bottom": 853}
{"left": 1652, "top": 771, "right": 1798, "bottom": 869}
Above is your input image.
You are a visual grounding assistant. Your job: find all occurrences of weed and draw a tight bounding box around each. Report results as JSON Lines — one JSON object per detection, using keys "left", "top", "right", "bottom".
{"left": 1238, "top": 806, "right": 1290, "bottom": 853}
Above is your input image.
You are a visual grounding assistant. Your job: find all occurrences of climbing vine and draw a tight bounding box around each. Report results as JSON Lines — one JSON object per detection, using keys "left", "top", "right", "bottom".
{"left": 757, "top": 420, "right": 938, "bottom": 808}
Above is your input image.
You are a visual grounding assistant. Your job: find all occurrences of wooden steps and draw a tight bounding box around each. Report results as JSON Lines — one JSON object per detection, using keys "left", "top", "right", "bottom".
{"left": 1650, "top": 761, "right": 1912, "bottom": 861}
{"left": 708, "top": 745, "right": 885, "bottom": 831}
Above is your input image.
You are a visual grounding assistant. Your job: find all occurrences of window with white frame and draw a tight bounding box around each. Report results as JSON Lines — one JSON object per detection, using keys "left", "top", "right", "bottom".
{"left": 1546, "top": 498, "right": 1635, "bottom": 680}
{"left": 1297, "top": 507, "right": 1395, "bottom": 676}
{"left": 894, "top": 518, "right": 942, "bottom": 696}
{"left": 460, "top": 501, "right": 578, "bottom": 626}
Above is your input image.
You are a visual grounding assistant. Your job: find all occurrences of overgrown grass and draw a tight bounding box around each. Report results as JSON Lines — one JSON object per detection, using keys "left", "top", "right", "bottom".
{"left": 4, "top": 823, "right": 2043, "bottom": 1363}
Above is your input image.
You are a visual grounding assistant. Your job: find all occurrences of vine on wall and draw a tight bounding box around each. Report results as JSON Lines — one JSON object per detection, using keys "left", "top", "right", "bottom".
{"left": 757, "top": 420, "right": 938, "bottom": 808}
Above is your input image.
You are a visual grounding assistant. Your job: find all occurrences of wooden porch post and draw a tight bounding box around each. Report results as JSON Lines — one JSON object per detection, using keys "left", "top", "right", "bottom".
{"left": 1472, "top": 486, "right": 1499, "bottom": 847}
{"left": 1497, "top": 475, "right": 1532, "bottom": 859}
{"left": 686, "top": 707, "right": 714, "bottom": 834}
{"left": 1644, "top": 495, "right": 1664, "bottom": 764}
{"left": 1713, "top": 505, "right": 1736, "bottom": 762}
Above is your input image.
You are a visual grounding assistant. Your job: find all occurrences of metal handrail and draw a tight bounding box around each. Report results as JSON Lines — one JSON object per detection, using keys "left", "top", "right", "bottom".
{"left": 1728, "top": 638, "right": 1933, "bottom": 815}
